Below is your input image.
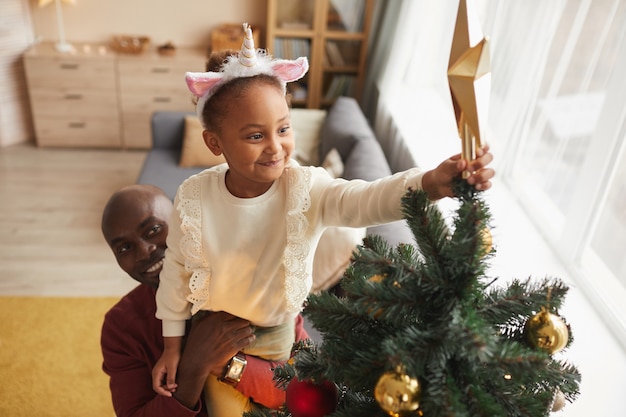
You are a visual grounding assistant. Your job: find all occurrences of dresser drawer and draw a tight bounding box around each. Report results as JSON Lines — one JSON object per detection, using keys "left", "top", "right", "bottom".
{"left": 24, "top": 57, "right": 117, "bottom": 90}
{"left": 33, "top": 116, "right": 121, "bottom": 148}
{"left": 28, "top": 88, "right": 119, "bottom": 118}
{"left": 118, "top": 91, "right": 194, "bottom": 113}
{"left": 117, "top": 59, "right": 203, "bottom": 92}
{"left": 120, "top": 112, "right": 153, "bottom": 149}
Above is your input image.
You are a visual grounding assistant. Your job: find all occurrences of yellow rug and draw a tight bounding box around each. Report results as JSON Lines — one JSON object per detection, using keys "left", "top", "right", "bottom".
{"left": 0, "top": 297, "right": 120, "bottom": 417}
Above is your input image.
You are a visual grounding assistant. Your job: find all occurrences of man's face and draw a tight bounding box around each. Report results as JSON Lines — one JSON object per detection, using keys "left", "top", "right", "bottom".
{"left": 102, "top": 194, "right": 172, "bottom": 288}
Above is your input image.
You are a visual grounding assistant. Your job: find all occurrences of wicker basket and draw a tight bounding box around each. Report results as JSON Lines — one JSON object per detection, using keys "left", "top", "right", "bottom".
{"left": 110, "top": 36, "right": 151, "bottom": 54}
{"left": 157, "top": 42, "right": 176, "bottom": 56}
{"left": 211, "top": 24, "right": 261, "bottom": 52}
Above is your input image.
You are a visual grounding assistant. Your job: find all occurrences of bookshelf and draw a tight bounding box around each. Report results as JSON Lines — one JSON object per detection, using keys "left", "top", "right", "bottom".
{"left": 266, "top": 0, "right": 375, "bottom": 108}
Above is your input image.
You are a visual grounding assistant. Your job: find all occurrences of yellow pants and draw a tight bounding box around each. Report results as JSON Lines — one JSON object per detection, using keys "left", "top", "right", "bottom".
{"left": 203, "top": 320, "right": 295, "bottom": 417}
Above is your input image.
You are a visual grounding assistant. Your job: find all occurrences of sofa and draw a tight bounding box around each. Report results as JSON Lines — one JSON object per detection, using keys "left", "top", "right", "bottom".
{"left": 137, "top": 96, "right": 416, "bottom": 340}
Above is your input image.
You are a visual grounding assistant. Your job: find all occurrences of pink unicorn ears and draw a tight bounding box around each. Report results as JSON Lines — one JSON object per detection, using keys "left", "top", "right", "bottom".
{"left": 186, "top": 72, "right": 223, "bottom": 98}
{"left": 272, "top": 57, "right": 309, "bottom": 83}
{"left": 184, "top": 57, "right": 309, "bottom": 100}
{"left": 185, "top": 23, "right": 309, "bottom": 107}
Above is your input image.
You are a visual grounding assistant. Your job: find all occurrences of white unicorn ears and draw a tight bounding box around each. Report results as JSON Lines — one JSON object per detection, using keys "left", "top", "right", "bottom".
{"left": 186, "top": 23, "right": 309, "bottom": 127}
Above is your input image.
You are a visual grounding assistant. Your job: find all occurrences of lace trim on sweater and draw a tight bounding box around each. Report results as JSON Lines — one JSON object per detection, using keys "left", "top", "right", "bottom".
{"left": 177, "top": 172, "right": 212, "bottom": 315}
{"left": 284, "top": 166, "right": 312, "bottom": 313}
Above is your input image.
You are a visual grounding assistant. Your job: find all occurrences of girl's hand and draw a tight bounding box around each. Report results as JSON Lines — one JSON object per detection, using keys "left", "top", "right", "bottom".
{"left": 152, "top": 351, "right": 180, "bottom": 397}
{"left": 422, "top": 145, "right": 495, "bottom": 200}
{"left": 464, "top": 145, "right": 495, "bottom": 191}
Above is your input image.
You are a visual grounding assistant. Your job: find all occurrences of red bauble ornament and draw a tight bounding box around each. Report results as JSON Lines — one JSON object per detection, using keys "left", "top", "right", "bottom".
{"left": 286, "top": 377, "right": 338, "bottom": 417}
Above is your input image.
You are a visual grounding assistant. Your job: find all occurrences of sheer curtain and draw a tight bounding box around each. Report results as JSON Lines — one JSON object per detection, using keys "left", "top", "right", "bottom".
{"left": 371, "top": 0, "right": 626, "bottom": 347}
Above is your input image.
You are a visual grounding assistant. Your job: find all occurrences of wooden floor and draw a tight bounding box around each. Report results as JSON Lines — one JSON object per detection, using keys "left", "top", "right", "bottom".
{"left": 0, "top": 144, "right": 146, "bottom": 296}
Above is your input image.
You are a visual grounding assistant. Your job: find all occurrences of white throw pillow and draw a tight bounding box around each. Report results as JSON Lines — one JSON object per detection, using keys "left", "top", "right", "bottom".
{"left": 321, "top": 148, "right": 344, "bottom": 178}
{"left": 291, "top": 108, "right": 327, "bottom": 166}
{"left": 311, "top": 226, "right": 366, "bottom": 293}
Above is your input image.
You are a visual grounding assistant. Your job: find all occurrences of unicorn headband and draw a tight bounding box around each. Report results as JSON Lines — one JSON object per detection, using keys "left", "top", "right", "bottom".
{"left": 186, "top": 23, "right": 309, "bottom": 128}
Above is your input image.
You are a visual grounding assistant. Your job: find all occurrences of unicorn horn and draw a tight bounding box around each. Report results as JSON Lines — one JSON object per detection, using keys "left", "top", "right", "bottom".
{"left": 239, "top": 23, "right": 257, "bottom": 67}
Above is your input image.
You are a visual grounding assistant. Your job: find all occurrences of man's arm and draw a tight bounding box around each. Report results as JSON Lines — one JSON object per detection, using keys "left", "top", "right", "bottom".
{"left": 102, "top": 312, "right": 205, "bottom": 417}
{"left": 236, "top": 314, "right": 311, "bottom": 409}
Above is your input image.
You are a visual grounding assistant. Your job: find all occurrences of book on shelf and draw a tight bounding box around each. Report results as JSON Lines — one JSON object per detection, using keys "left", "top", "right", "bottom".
{"left": 290, "top": 83, "right": 308, "bottom": 101}
{"left": 324, "top": 75, "right": 355, "bottom": 100}
{"left": 325, "top": 41, "right": 345, "bottom": 66}
{"left": 273, "top": 38, "right": 311, "bottom": 60}
{"left": 328, "top": 0, "right": 365, "bottom": 32}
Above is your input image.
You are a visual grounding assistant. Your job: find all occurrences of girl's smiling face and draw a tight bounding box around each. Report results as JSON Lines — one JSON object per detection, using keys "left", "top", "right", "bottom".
{"left": 203, "top": 80, "right": 294, "bottom": 198}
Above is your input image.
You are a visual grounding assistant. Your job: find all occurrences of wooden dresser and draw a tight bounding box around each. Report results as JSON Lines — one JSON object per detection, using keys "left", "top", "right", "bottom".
{"left": 23, "top": 42, "right": 207, "bottom": 149}
{"left": 23, "top": 43, "right": 121, "bottom": 148}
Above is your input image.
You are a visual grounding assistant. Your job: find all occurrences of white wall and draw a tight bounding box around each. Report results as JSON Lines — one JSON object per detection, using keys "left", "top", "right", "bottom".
{"left": 29, "top": 0, "right": 267, "bottom": 49}
{"left": 1, "top": 0, "right": 35, "bottom": 147}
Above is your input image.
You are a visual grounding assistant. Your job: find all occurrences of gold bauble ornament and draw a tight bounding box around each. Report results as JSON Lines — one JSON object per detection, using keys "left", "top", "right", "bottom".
{"left": 367, "top": 306, "right": 384, "bottom": 320}
{"left": 368, "top": 273, "right": 401, "bottom": 288}
{"left": 367, "top": 274, "right": 386, "bottom": 318}
{"left": 480, "top": 227, "right": 492, "bottom": 255}
{"left": 551, "top": 389, "right": 566, "bottom": 412}
{"left": 368, "top": 274, "right": 386, "bottom": 283}
{"left": 524, "top": 308, "right": 569, "bottom": 354}
{"left": 374, "top": 367, "right": 421, "bottom": 416}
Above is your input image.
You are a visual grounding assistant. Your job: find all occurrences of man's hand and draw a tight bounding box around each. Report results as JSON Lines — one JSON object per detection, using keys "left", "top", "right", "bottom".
{"left": 172, "top": 311, "right": 256, "bottom": 408}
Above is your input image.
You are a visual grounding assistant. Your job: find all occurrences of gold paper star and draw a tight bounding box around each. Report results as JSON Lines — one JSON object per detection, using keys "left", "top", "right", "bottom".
{"left": 447, "top": 0, "right": 491, "bottom": 162}
{"left": 448, "top": 37, "right": 490, "bottom": 146}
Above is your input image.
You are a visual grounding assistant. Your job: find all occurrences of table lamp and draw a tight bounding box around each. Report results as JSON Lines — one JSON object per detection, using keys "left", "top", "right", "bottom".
{"left": 38, "top": 0, "right": 76, "bottom": 53}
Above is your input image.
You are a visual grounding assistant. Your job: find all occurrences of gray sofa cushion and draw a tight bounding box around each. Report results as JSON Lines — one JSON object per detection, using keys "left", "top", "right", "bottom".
{"left": 342, "top": 135, "right": 392, "bottom": 180}
{"left": 137, "top": 111, "right": 203, "bottom": 199}
{"left": 343, "top": 138, "right": 413, "bottom": 246}
{"left": 137, "top": 149, "right": 203, "bottom": 200}
{"left": 320, "top": 97, "right": 414, "bottom": 246}
{"left": 151, "top": 111, "right": 194, "bottom": 149}
{"left": 319, "top": 96, "right": 378, "bottom": 163}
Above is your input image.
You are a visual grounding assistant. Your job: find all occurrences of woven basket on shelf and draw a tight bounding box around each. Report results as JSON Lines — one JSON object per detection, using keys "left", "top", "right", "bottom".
{"left": 211, "top": 24, "right": 261, "bottom": 52}
{"left": 110, "top": 36, "right": 151, "bottom": 54}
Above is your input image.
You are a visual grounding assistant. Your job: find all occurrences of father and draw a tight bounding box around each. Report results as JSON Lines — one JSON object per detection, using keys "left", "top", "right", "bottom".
{"left": 100, "top": 184, "right": 309, "bottom": 416}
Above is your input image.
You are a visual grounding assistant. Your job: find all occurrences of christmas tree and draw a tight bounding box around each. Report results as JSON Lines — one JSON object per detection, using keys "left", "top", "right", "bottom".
{"left": 246, "top": 180, "right": 580, "bottom": 417}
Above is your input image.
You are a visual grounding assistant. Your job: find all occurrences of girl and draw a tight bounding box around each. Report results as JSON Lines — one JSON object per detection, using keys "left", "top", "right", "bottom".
{"left": 154, "top": 23, "right": 494, "bottom": 416}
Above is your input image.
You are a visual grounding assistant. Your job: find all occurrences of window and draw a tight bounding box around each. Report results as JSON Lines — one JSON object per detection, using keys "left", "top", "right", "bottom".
{"left": 375, "top": 0, "right": 626, "bottom": 345}
{"left": 496, "top": 0, "right": 626, "bottom": 341}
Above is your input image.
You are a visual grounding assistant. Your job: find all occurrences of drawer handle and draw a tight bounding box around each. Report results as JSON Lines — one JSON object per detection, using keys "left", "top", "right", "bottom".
{"left": 64, "top": 94, "right": 83, "bottom": 100}
{"left": 68, "top": 122, "right": 86, "bottom": 129}
{"left": 60, "top": 63, "right": 79, "bottom": 70}
{"left": 153, "top": 97, "right": 171, "bottom": 103}
{"left": 151, "top": 68, "right": 170, "bottom": 73}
